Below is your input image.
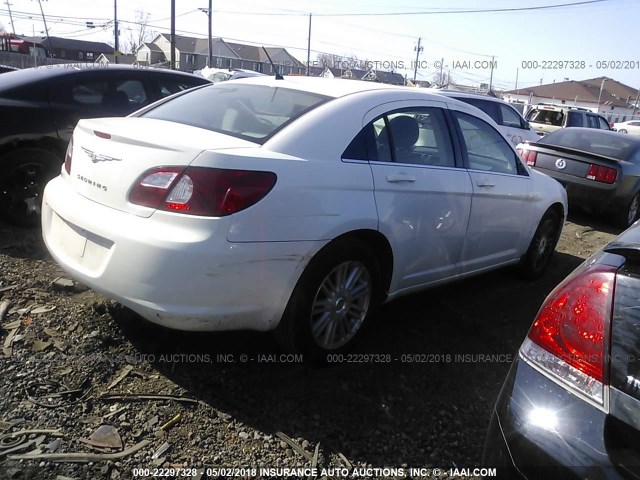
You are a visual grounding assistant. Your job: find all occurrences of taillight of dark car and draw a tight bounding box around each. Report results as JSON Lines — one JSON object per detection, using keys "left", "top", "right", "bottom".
{"left": 516, "top": 148, "right": 537, "bottom": 166}
{"left": 129, "top": 166, "right": 277, "bottom": 216}
{"left": 520, "top": 263, "right": 618, "bottom": 406}
{"left": 586, "top": 164, "right": 617, "bottom": 184}
{"left": 64, "top": 138, "right": 73, "bottom": 175}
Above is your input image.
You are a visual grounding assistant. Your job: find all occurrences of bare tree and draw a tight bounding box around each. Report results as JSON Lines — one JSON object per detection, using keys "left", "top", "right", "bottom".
{"left": 316, "top": 53, "right": 372, "bottom": 71}
{"left": 432, "top": 70, "right": 453, "bottom": 87}
{"left": 122, "top": 10, "right": 155, "bottom": 54}
{"left": 316, "top": 53, "right": 342, "bottom": 68}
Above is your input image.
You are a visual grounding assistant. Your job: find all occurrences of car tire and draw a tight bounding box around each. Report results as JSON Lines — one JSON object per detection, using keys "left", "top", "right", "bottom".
{"left": 274, "top": 238, "right": 381, "bottom": 360}
{"left": 614, "top": 193, "right": 640, "bottom": 229}
{"left": 0, "top": 148, "right": 62, "bottom": 227}
{"left": 518, "top": 209, "right": 561, "bottom": 280}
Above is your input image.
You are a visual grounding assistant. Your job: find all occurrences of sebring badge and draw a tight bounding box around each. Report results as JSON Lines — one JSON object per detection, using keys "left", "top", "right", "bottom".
{"left": 82, "top": 147, "right": 121, "bottom": 164}
{"left": 555, "top": 158, "right": 567, "bottom": 170}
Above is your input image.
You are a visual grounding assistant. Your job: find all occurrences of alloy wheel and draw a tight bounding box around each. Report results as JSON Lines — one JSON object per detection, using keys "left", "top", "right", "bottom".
{"left": 310, "top": 261, "right": 372, "bottom": 350}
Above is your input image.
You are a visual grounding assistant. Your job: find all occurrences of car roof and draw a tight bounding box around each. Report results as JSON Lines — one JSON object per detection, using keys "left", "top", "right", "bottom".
{"left": 0, "top": 63, "right": 204, "bottom": 92}
{"left": 428, "top": 90, "right": 504, "bottom": 102}
{"left": 232, "top": 75, "right": 411, "bottom": 98}
{"left": 229, "top": 75, "right": 493, "bottom": 111}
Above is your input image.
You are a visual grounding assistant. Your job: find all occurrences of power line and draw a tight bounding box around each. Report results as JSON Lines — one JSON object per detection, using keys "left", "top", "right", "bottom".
{"left": 213, "top": 0, "right": 609, "bottom": 17}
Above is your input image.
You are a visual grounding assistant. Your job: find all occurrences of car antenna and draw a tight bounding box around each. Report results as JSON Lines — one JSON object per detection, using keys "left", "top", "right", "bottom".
{"left": 262, "top": 46, "right": 283, "bottom": 80}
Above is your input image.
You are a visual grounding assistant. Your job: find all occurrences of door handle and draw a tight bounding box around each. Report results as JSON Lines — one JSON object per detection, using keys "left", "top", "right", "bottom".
{"left": 476, "top": 181, "right": 495, "bottom": 187}
{"left": 386, "top": 174, "right": 416, "bottom": 183}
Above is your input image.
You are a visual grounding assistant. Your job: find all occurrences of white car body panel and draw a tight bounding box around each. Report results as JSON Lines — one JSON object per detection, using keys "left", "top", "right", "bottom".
{"left": 42, "top": 76, "right": 568, "bottom": 333}
{"left": 613, "top": 121, "right": 640, "bottom": 136}
{"left": 428, "top": 90, "right": 540, "bottom": 146}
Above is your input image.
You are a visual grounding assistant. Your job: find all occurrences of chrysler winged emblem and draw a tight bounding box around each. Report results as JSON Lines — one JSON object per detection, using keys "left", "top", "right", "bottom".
{"left": 82, "top": 147, "right": 122, "bottom": 164}
{"left": 555, "top": 158, "right": 567, "bottom": 170}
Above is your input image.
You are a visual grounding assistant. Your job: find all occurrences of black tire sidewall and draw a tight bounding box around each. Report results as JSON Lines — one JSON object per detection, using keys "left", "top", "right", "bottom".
{"left": 519, "top": 210, "right": 560, "bottom": 279}
{"left": 0, "top": 148, "right": 62, "bottom": 227}
{"left": 616, "top": 193, "right": 640, "bottom": 229}
{"left": 277, "top": 239, "right": 381, "bottom": 359}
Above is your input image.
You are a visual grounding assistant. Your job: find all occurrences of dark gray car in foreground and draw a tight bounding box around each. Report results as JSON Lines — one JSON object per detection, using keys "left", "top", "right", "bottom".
{"left": 517, "top": 128, "right": 640, "bottom": 228}
{"left": 484, "top": 222, "right": 640, "bottom": 478}
{"left": 0, "top": 64, "right": 209, "bottom": 226}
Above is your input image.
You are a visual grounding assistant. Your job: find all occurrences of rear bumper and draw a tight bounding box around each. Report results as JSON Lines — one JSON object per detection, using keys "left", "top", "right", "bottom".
{"left": 484, "top": 358, "right": 637, "bottom": 479}
{"left": 42, "top": 175, "right": 322, "bottom": 332}
{"left": 532, "top": 167, "right": 631, "bottom": 214}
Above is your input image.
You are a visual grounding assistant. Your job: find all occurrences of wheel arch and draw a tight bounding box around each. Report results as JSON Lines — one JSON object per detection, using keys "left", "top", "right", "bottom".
{"left": 305, "top": 229, "right": 394, "bottom": 302}
{"left": 0, "top": 137, "right": 66, "bottom": 161}
{"left": 547, "top": 201, "right": 566, "bottom": 237}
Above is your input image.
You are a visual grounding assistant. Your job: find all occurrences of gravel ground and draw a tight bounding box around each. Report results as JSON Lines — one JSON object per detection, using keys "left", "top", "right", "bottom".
{"left": 0, "top": 211, "right": 619, "bottom": 480}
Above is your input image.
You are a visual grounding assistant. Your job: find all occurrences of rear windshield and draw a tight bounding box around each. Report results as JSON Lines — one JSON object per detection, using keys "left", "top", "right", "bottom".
{"left": 538, "top": 129, "right": 639, "bottom": 159}
{"left": 142, "top": 84, "right": 330, "bottom": 144}
{"left": 527, "top": 108, "right": 564, "bottom": 126}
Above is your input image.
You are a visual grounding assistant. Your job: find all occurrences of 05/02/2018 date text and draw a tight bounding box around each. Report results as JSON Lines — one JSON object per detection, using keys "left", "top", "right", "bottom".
{"left": 521, "top": 60, "right": 640, "bottom": 69}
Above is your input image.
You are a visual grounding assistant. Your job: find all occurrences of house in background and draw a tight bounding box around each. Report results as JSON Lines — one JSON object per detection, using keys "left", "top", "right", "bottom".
{"left": 135, "top": 42, "right": 165, "bottom": 66}
{"left": 135, "top": 34, "right": 306, "bottom": 74}
{"left": 21, "top": 36, "right": 113, "bottom": 61}
{"left": 311, "top": 65, "right": 406, "bottom": 85}
{"left": 94, "top": 53, "right": 139, "bottom": 65}
{"left": 504, "top": 77, "right": 640, "bottom": 119}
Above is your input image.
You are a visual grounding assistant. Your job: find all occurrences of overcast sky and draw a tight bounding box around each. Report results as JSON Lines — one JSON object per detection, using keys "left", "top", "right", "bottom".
{"left": 1, "top": 0, "right": 638, "bottom": 90}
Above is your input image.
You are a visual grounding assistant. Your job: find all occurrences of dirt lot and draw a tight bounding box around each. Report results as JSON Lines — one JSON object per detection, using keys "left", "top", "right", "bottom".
{"left": 0, "top": 211, "right": 619, "bottom": 480}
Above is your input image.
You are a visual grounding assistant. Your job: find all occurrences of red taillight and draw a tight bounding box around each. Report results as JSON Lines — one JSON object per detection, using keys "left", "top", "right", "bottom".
{"left": 518, "top": 148, "right": 537, "bottom": 166}
{"left": 129, "top": 167, "right": 277, "bottom": 216}
{"left": 64, "top": 138, "right": 73, "bottom": 175}
{"left": 586, "top": 164, "right": 617, "bottom": 184}
{"left": 522, "top": 263, "right": 617, "bottom": 404}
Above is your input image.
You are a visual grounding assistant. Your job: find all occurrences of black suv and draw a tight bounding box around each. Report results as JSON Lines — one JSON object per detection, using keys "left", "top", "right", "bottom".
{"left": 0, "top": 64, "right": 209, "bottom": 225}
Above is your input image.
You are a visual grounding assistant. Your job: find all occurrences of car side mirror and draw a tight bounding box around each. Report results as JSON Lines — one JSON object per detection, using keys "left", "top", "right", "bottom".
{"left": 523, "top": 121, "right": 531, "bottom": 129}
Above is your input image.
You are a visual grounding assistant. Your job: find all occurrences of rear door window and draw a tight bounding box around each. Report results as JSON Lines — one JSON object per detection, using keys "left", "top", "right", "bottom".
{"left": 527, "top": 109, "right": 564, "bottom": 126}
{"left": 342, "top": 107, "right": 455, "bottom": 168}
{"left": 385, "top": 109, "right": 455, "bottom": 167}
{"left": 566, "top": 111, "right": 584, "bottom": 127}
{"left": 586, "top": 114, "right": 599, "bottom": 129}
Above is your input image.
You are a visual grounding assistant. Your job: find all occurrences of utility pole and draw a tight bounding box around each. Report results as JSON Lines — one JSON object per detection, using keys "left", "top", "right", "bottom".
{"left": 412, "top": 37, "right": 422, "bottom": 83}
{"left": 488, "top": 55, "right": 495, "bottom": 92}
{"left": 170, "top": 0, "right": 176, "bottom": 69}
{"left": 5, "top": 2, "right": 15, "bottom": 34}
{"left": 632, "top": 88, "right": 639, "bottom": 117}
{"left": 114, "top": 0, "right": 119, "bottom": 64}
{"left": 439, "top": 57, "right": 444, "bottom": 85}
{"left": 515, "top": 68, "right": 519, "bottom": 92}
{"left": 306, "top": 13, "right": 311, "bottom": 76}
{"left": 208, "top": 0, "right": 212, "bottom": 68}
{"left": 35, "top": 0, "right": 52, "bottom": 56}
{"left": 199, "top": 1, "right": 213, "bottom": 67}
{"left": 597, "top": 77, "right": 606, "bottom": 111}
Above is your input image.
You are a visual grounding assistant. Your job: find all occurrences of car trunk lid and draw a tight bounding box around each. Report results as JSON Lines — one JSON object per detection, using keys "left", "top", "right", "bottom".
{"left": 531, "top": 144, "right": 622, "bottom": 183}
{"left": 68, "top": 117, "right": 258, "bottom": 217}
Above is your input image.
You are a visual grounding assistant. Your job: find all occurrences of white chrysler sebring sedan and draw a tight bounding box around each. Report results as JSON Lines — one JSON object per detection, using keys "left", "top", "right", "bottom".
{"left": 42, "top": 76, "right": 567, "bottom": 356}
